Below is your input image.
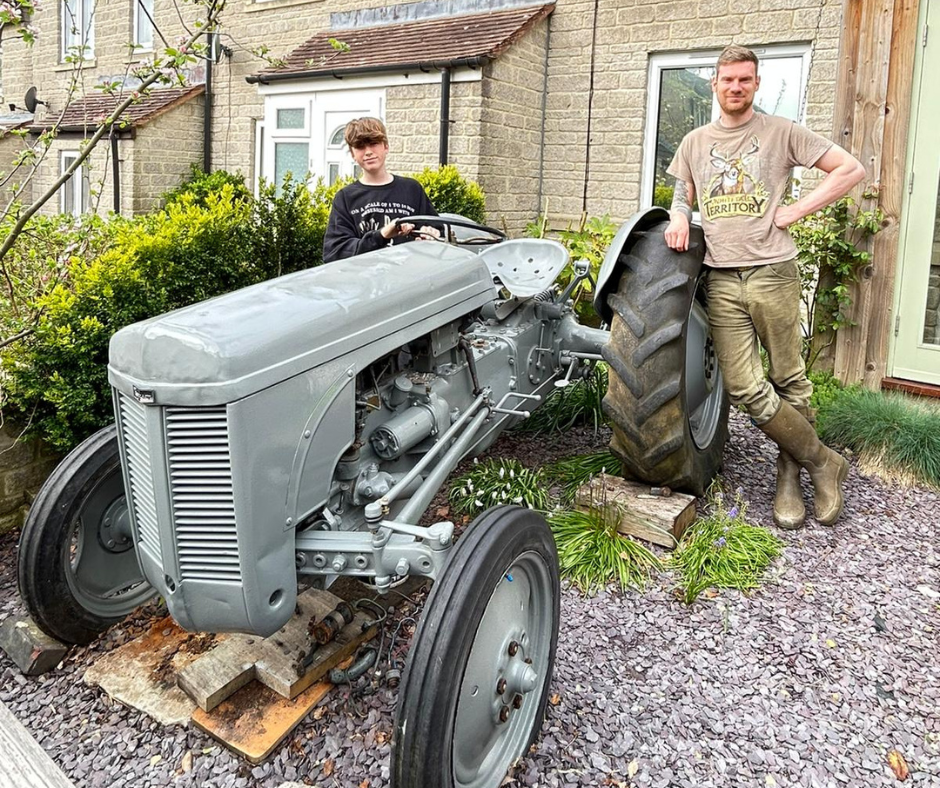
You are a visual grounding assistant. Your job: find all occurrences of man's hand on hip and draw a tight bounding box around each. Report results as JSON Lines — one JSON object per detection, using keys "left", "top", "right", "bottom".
{"left": 772, "top": 204, "right": 800, "bottom": 229}
{"left": 664, "top": 215, "right": 690, "bottom": 252}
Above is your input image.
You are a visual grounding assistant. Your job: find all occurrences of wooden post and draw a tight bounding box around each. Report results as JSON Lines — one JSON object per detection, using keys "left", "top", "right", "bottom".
{"left": 825, "top": 0, "right": 922, "bottom": 386}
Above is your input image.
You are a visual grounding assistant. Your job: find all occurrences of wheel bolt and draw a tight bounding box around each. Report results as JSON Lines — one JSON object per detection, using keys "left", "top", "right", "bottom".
{"left": 496, "top": 678, "right": 507, "bottom": 695}
{"left": 498, "top": 705, "right": 511, "bottom": 723}
{"left": 512, "top": 693, "right": 523, "bottom": 709}
{"left": 508, "top": 641, "right": 519, "bottom": 657}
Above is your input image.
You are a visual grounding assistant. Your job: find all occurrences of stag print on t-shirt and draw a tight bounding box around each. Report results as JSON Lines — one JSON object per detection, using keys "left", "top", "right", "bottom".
{"left": 701, "top": 135, "right": 770, "bottom": 221}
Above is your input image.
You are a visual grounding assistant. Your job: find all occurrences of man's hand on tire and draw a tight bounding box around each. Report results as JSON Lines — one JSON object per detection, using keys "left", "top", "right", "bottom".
{"left": 664, "top": 215, "right": 690, "bottom": 252}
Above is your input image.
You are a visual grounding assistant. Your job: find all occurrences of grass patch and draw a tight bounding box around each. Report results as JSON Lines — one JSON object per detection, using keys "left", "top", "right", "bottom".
{"left": 817, "top": 387, "right": 940, "bottom": 489}
{"left": 514, "top": 363, "right": 608, "bottom": 434}
{"left": 673, "top": 486, "right": 784, "bottom": 605}
{"left": 448, "top": 458, "right": 548, "bottom": 516}
{"left": 549, "top": 507, "right": 663, "bottom": 593}
{"left": 545, "top": 450, "right": 621, "bottom": 502}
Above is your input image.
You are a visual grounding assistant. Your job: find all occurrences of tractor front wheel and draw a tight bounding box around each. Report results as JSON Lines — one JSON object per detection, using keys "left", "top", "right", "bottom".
{"left": 392, "top": 506, "right": 559, "bottom": 788}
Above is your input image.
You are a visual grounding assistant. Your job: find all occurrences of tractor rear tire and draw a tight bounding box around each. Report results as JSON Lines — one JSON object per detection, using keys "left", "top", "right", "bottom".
{"left": 602, "top": 223, "right": 730, "bottom": 496}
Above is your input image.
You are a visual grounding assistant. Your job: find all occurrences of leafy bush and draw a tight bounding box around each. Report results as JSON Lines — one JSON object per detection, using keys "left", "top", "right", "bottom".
{"left": 162, "top": 164, "right": 251, "bottom": 208}
{"left": 412, "top": 165, "right": 486, "bottom": 223}
{"left": 673, "top": 485, "right": 783, "bottom": 604}
{"left": 808, "top": 368, "right": 844, "bottom": 414}
{"left": 525, "top": 213, "right": 617, "bottom": 324}
{"left": 252, "top": 175, "right": 340, "bottom": 276}
{"left": 0, "top": 211, "right": 119, "bottom": 341}
{"left": 790, "top": 193, "right": 883, "bottom": 368}
{"left": 653, "top": 183, "right": 674, "bottom": 209}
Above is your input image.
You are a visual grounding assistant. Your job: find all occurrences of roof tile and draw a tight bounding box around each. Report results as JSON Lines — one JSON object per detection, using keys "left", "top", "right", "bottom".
{"left": 30, "top": 85, "right": 205, "bottom": 133}
{"left": 253, "top": 4, "right": 554, "bottom": 81}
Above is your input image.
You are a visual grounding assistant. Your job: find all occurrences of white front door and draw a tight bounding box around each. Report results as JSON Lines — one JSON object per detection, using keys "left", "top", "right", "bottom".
{"left": 262, "top": 89, "right": 384, "bottom": 187}
{"left": 891, "top": 0, "right": 940, "bottom": 384}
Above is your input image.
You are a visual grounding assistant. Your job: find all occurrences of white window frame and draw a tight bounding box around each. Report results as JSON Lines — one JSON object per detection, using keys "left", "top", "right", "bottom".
{"left": 61, "top": 0, "right": 95, "bottom": 61}
{"left": 641, "top": 44, "right": 812, "bottom": 209}
{"left": 60, "top": 151, "right": 90, "bottom": 216}
{"left": 253, "top": 119, "right": 265, "bottom": 197}
{"left": 134, "top": 0, "right": 154, "bottom": 52}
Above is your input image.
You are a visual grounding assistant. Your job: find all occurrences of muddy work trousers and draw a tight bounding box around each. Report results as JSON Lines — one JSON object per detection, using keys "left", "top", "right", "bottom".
{"left": 705, "top": 259, "right": 812, "bottom": 425}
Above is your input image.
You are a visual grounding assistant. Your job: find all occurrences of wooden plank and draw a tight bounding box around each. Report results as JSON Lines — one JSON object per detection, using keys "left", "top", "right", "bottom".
{"left": 833, "top": 0, "right": 896, "bottom": 383}
{"left": 83, "top": 617, "right": 222, "bottom": 727}
{"left": 191, "top": 673, "right": 337, "bottom": 765}
{"left": 177, "top": 588, "right": 377, "bottom": 712}
{"left": 816, "top": 0, "right": 864, "bottom": 372}
{"left": 574, "top": 474, "right": 696, "bottom": 548}
{"left": 0, "top": 701, "right": 77, "bottom": 788}
{"left": 863, "top": 0, "right": 921, "bottom": 388}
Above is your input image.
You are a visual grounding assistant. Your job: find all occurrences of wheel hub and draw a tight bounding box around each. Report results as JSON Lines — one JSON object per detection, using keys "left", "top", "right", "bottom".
{"left": 98, "top": 496, "right": 133, "bottom": 553}
{"left": 493, "top": 636, "right": 540, "bottom": 725}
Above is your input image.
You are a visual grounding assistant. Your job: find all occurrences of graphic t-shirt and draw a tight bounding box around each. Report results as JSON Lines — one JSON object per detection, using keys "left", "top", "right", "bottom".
{"left": 667, "top": 113, "right": 832, "bottom": 268}
{"left": 322, "top": 175, "right": 437, "bottom": 263}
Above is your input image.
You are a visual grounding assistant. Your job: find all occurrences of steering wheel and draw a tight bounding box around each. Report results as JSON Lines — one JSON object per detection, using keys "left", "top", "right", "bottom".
{"left": 393, "top": 215, "right": 507, "bottom": 247}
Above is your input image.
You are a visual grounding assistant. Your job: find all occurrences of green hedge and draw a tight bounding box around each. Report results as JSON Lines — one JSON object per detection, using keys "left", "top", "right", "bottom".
{"left": 1, "top": 165, "right": 487, "bottom": 451}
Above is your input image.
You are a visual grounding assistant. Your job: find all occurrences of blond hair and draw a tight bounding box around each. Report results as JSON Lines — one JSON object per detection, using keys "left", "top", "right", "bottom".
{"left": 344, "top": 117, "right": 388, "bottom": 149}
{"left": 716, "top": 45, "right": 759, "bottom": 75}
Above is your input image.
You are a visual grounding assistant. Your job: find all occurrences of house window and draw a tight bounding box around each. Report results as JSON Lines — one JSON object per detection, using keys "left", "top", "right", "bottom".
{"left": 60, "top": 152, "right": 90, "bottom": 216}
{"left": 134, "top": 0, "right": 154, "bottom": 51}
{"left": 642, "top": 44, "right": 811, "bottom": 208}
{"left": 325, "top": 124, "right": 361, "bottom": 185}
{"left": 62, "top": 0, "right": 94, "bottom": 60}
{"left": 276, "top": 108, "right": 305, "bottom": 130}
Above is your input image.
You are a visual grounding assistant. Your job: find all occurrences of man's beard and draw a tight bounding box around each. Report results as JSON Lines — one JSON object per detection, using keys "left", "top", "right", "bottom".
{"left": 720, "top": 95, "right": 754, "bottom": 116}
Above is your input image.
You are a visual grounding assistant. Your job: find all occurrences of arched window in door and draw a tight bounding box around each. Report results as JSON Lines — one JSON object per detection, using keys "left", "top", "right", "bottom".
{"left": 325, "top": 124, "right": 361, "bottom": 185}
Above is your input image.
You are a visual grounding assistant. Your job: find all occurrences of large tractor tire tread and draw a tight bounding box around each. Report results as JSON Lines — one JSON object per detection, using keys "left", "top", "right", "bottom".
{"left": 602, "top": 222, "right": 729, "bottom": 496}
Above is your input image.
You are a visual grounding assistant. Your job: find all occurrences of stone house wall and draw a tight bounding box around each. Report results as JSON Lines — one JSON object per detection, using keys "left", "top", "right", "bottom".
{"left": 0, "top": 425, "right": 59, "bottom": 534}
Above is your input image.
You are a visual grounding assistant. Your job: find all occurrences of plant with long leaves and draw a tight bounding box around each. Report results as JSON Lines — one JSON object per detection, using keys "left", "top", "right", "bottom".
{"left": 448, "top": 458, "right": 548, "bottom": 516}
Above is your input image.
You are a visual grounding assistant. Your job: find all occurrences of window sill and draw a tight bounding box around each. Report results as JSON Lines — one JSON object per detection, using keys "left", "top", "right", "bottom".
{"left": 54, "top": 58, "right": 97, "bottom": 72}
{"left": 246, "top": 0, "right": 322, "bottom": 13}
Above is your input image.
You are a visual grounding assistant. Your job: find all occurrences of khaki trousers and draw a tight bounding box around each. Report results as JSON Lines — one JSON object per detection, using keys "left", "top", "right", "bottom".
{"left": 705, "top": 259, "right": 812, "bottom": 425}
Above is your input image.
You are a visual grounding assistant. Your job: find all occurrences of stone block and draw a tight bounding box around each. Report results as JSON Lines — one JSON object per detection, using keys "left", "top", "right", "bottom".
{"left": 0, "top": 617, "right": 69, "bottom": 675}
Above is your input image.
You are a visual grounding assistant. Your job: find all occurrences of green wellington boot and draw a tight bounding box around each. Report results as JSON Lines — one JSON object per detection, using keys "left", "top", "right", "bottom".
{"left": 760, "top": 401, "right": 849, "bottom": 526}
{"left": 773, "top": 451, "right": 805, "bottom": 529}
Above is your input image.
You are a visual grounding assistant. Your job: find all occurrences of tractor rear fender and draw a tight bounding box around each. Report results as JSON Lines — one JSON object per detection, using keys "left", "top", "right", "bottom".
{"left": 594, "top": 207, "right": 704, "bottom": 325}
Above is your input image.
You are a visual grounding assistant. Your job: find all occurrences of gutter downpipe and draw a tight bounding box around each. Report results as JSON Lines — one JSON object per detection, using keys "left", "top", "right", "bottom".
{"left": 204, "top": 31, "right": 214, "bottom": 173}
{"left": 111, "top": 135, "right": 121, "bottom": 215}
{"left": 439, "top": 67, "right": 451, "bottom": 166}
{"left": 536, "top": 15, "right": 551, "bottom": 216}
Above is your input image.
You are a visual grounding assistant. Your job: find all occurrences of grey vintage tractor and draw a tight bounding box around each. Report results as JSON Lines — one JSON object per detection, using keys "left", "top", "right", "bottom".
{"left": 16, "top": 207, "right": 728, "bottom": 788}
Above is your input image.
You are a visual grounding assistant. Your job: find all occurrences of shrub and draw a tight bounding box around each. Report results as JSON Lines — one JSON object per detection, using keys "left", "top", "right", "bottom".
{"left": 808, "top": 368, "right": 844, "bottom": 414}
{"left": 162, "top": 164, "right": 251, "bottom": 208}
{"left": 252, "top": 175, "right": 341, "bottom": 275}
{"left": 2, "top": 187, "right": 262, "bottom": 450}
{"left": 412, "top": 165, "right": 486, "bottom": 223}
{"left": 653, "top": 183, "right": 674, "bottom": 209}
{"left": 545, "top": 450, "right": 621, "bottom": 503}
{"left": 525, "top": 213, "right": 617, "bottom": 324}
{"left": 515, "top": 363, "right": 608, "bottom": 434}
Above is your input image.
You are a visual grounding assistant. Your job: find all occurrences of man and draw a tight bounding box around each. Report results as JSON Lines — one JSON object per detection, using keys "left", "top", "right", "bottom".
{"left": 322, "top": 117, "right": 439, "bottom": 263}
{"left": 664, "top": 44, "right": 865, "bottom": 529}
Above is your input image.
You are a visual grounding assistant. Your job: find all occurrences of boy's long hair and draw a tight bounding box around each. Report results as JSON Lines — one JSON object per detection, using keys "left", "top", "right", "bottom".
{"left": 344, "top": 117, "right": 388, "bottom": 149}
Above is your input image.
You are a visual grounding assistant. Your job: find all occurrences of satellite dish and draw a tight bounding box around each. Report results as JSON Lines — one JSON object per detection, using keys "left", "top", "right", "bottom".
{"left": 24, "top": 87, "right": 47, "bottom": 114}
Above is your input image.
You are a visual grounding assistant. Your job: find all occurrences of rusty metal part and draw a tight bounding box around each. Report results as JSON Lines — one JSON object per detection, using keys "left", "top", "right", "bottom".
{"left": 386, "top": 668, "right": 401, "bottom": 689}
{"left": 507, "top": 640, "right": 519, "bottom": 657}
{"left": 511, "top": 693, "right": 523, "bottom": 709}
{"left": 650, "top": 486, "right": 672, "bottom": 497}
{"left": 496, "top": 678, "right": 507, "bottom": 695}
{"left": 498, "top": 705, "right": 511, "bottom": 723}
{"left": 309, "top": 601, "right": 354, "bottom": 645}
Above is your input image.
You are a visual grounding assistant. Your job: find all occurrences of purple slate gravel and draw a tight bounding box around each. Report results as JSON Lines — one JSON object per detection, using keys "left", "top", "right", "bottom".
{"left": 1, "top": 410, "right": 939, "bottom": 787}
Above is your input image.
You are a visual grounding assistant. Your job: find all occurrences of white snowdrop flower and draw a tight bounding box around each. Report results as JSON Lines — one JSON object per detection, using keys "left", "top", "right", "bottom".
{"left": 510, "top": 469, "right": 516, "bottom": 478}
{"left": 491, "top": 491, "right": 498, "bottom": 500}
{"left": 475, "top": 498, "right": 483, "bottom": 508}
{"left": 468, "top": 480, "right": 474, "bottom": 492}
{"left": 473, "top": 457, "right": 479, "bottom": 465}
{"left": 513, "top": 496, "right": 523, "bottom": 504}
{"left": 499, "top": 467, "right": 505, "bottom": 478}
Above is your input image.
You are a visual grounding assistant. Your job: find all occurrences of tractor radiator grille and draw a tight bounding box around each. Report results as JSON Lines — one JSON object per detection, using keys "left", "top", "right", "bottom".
{"left": 166, "top": 407, "right": 240, "bottom": 583}
{"left": 117, "top": 393, "right": 161, "bottom": 563}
